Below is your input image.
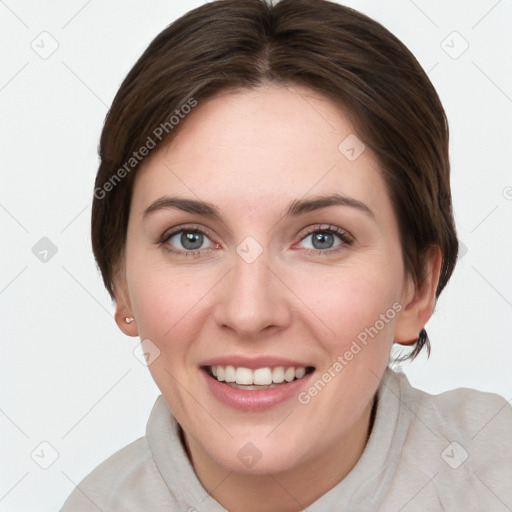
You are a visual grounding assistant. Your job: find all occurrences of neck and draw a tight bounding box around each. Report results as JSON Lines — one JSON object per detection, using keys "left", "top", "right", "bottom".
{"left": 180, "top": 393, "right": 378, "bottom": 512}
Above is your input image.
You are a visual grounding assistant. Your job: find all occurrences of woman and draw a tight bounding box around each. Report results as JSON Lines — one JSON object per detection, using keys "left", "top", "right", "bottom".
{"left": 61, "top": 0, "right": 512, "bottom": 510}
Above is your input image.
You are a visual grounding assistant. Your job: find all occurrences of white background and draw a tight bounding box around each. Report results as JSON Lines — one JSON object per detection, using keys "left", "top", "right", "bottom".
{"left": 1, "top": 1, "right": 511, "bottom": 510}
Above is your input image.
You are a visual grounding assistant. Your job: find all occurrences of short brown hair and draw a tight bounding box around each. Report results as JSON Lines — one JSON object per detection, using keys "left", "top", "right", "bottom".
{"left": 91, "top": 0, "right": 458, "bottom": 360}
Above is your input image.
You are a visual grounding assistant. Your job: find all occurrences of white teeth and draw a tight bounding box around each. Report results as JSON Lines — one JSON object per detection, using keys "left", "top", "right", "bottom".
{"left": 236, "top": 367, "right": 253, "bottom": 385}
{"left": 284, "top": 367, "right": 295, "bottom": 382}
{"left": 209, "top": 365, "right": 310, "bottom": 385}
{"left": 253, "top": 368, "right": 273, "bottom": 385}
{"left": 224, "top": 365, "right": 236, "bottom": 383}
{"left": 272, "top": 367, "right": 285, "bottom": 383}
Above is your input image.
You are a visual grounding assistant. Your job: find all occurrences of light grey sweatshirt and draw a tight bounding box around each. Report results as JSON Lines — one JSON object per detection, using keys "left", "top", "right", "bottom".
{"left": 60, "top": 367, "right": 512, "bottom": 511}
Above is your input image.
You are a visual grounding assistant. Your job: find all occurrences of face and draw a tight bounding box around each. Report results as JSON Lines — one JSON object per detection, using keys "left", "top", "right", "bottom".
{"left": 116, "top": 84, "right": 415, "bottom": 476}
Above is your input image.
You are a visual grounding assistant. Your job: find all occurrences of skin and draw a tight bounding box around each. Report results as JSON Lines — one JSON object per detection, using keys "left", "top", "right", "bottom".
{"left": 113, "top": 84, "right": 442, "bottom": 512}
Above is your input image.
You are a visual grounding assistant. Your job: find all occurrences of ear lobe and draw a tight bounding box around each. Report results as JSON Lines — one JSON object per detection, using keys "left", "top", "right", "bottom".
{"left": 394, "top": 246, "right": 442, "bottom": 346}
{"left": 114, "top": 302, "right": 139, "bottom": 337}
{"left": 112, "top": 273, "right": 139, "bottom": 338}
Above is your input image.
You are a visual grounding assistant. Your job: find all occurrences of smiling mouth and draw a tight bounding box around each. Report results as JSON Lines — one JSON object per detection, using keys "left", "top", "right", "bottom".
{"left": 204, "top": 365, "right": 315, "bottom": 390}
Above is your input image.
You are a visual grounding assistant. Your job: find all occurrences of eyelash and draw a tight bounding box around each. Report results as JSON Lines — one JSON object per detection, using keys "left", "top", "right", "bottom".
{"left": 159, "top": 224, "right": 354, "bottom": 258}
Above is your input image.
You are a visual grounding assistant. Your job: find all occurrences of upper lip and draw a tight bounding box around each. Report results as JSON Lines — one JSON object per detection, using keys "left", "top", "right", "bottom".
{"left": 199, "top": 356, "right": 315, "bottom": 370}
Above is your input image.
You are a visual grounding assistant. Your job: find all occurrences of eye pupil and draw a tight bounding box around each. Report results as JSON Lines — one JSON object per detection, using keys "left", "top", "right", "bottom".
{"left": 312, "top": 232, "right": 334, "bottom": 249}
{"left": 181, "top": 232, "right": 203, "bottom": 250}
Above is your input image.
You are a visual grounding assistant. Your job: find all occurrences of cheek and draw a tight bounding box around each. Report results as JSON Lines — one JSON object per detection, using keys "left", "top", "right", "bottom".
{"left": 295, "top": 262, "right": 402, "bottom": 351}
{"left": 126, "top": 266, "right": 207, "bottom": 402}
{"left": 126, "top": 259, "right": 200, "bottom": 347}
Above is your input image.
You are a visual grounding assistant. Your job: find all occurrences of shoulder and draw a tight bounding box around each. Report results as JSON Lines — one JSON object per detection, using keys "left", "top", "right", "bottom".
{"left": 375, "top": 371, "right": 512, "bottom": 510}
{"left": 403, "top": 373, "right": 512, "bottom": 441}
{"left": 392, "top": 371, "right": 512, "bottom": 508}
{"left": 59, "top": 436, "right": 169, "bottom": 511}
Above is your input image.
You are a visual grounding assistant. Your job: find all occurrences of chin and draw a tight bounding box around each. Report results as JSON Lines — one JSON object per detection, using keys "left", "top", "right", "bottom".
{"left": 204, "top": 432, "right": 312, "bottom": 476}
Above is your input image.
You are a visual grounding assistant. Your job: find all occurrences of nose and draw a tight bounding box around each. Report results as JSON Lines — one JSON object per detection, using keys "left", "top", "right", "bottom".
{"left": 213, "top": 248, "right": 292, "bottom": 339}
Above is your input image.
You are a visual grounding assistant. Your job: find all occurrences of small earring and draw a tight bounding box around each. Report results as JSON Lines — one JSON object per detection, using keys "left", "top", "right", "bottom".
{"left": 125, "top": 317, "right": 134, "bottom": 324}
{"left": 417, "top": 328, "right": 427, "bottom": 344}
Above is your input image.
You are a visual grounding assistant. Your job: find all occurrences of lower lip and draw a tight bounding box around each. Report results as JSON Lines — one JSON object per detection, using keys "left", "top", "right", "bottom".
{"left": 202, "top": 369, "right": 314, "bottom": 411}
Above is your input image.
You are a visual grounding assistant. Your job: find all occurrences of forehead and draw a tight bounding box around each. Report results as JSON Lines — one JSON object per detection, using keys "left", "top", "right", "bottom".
{"left": 131, "top": 85, "right": 388, "bottom": 220}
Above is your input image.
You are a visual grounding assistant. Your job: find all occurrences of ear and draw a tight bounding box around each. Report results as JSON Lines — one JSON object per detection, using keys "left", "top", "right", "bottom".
{"left": 112, "top": 262, "right": 139, "bottom": 338}
{"left": 394, "top": 246, "right": 442, "bottom": 346}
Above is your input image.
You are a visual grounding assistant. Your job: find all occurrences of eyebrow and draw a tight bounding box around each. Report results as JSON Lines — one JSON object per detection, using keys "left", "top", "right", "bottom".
{"left": 142, "top": 193, "right": 374, "bottom": 221}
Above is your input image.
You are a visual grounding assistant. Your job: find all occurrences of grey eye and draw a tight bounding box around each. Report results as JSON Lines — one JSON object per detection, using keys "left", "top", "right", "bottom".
{"left": 166, "top": 230, "right": 213, "bottom": 251}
